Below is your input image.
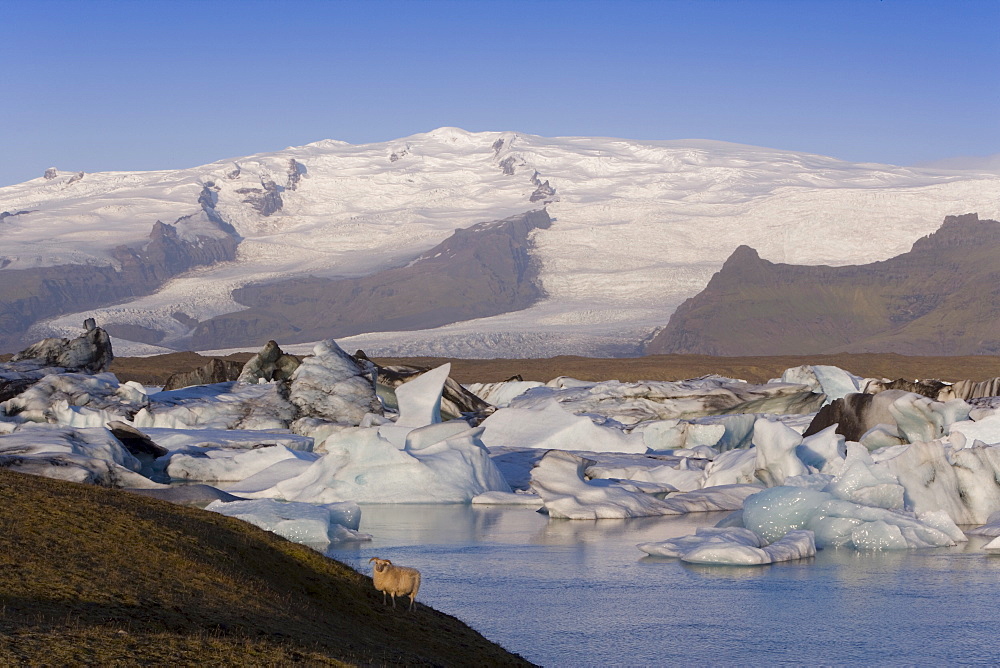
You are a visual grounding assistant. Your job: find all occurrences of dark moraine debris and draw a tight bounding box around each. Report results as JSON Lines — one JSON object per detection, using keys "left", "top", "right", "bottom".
{"left": 950, "top": 377, "right": 1000, "bottom": 401}
{"left": 368, "top": 357, "right": 495, "bottom": 422}
{"left": 863, "top": 378, "right": 950, "bottom": 400}
{"left": 162, "top": 357, "right": 244, "bottom": 391}
{"left": 106, "top": 420, "right": 168, "bottom": 459}
{"left": 190, "top": 209, "right": 553, "bottom": 349}
{"left": 803, "top": 390, "right": 924, "bottom": 442}
{"left": 803, "top": 393, "right": 877, "bottom": 442}
{"left": 237, "top": 340, "right": 300, "bottom": 384}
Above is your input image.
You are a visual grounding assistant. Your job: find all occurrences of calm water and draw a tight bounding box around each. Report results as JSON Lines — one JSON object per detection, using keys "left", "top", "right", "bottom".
{"left": 328, "top": 505, "right": 1000, "bottom": 667}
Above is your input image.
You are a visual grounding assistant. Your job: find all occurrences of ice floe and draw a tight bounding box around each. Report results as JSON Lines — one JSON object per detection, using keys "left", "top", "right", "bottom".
{"left": 205, "top": 498, "right": 371, "bottom": 548}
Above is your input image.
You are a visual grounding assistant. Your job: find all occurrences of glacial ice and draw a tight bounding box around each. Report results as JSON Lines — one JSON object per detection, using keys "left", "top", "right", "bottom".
{"left": 949, "top": 412, "right": 1000, "bottom": 447}
{"left": 205, "top": 498, "right": 370, "bottom": 547}
{"left": 529, "top": 450, "right": 760, "bottom": 519}
{"left": 166, "top": 444, "right": 318, "bottom": 482}
{"left": 777, "top": 365, "right": 864, "bottom": 404}
{"left": 0, "top": 424, "right": 162, "bottom": 488}
{"left": 638, "top": 527, "right": 816, "bottom": 565}
{"left": 288, "top": 339, "right": 381, "bottom": 425}
{"left": 465, "top": 380, "right": 545, "bottom": 408}
{"left": 480, "top": 400, "right": 647, "bottom": 453}
{"left": 505, "top": 376, "right": 824, "bottom": 424}
{"left": 394, "top": 363, "right": 450, "bottom": 427}
{"left": 233, "top": 423, "right": 510, "bottom": 503}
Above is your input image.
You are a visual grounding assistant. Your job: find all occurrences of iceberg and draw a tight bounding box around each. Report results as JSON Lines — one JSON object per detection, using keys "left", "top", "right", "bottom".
{"left": 480, "top": 400, "right": 646, "bottom": 453}
{"left": 529, "top": 450, "right": 760, "bottom": 519}
{"left": 639, "top": 527, "right": 816, "bottom": 566}
{"left": 205, "top": 498, "right": 370, "bottom": 548}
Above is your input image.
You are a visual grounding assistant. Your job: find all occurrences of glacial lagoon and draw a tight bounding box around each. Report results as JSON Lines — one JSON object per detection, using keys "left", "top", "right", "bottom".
{"left": 329, "top": 504, "right": 1000, "bottom": 667}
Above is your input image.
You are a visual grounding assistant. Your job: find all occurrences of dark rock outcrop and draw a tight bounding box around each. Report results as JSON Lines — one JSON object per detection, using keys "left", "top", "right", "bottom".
{"left": 529, "top": 179, "right": 557, "bottom": 203}
{"left": 190, "top": 209, "right": 553, "bottom": 349}
{"left": 647, "top": 214, "right": 1000, "bottom": 356}
{"left": 162, "top": 357, "right": 244, "bottom": 391}
{"left": 237, "top": 180, "right": 283, "bottom": 216}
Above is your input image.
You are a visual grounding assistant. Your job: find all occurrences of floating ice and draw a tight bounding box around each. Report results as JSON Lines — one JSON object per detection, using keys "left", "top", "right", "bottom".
{"left": 288, "top": 339, "right": 381, "bottom": 425}
{"left": 132, "top": 382, "right": 295, "bottom": 430}
{"left": 235, "top": 423, "right": 511, "bottom": 503}
{"left": 480, "top": 400, "right": 646, "bottom": 453}
{"left": 638, "top": 527, "right": 816, "bottom": 565}
{"left": 205, "top": 498, "right": 370, "bottom": 548}
{"left": 949, "top": 413, "right": 1000, "bottom": 447}
{"left": 0, "top": 424, "right": 161, "bottom": 488}
{"left": 778, "top": 365, "right": 864, "bottom": 404}
{"left": 506, "top": 376, "right": 823, "bottom": 424}
{"left": 471, "top": 491, "right": 543, "bottom": 506}
{"left": 465, "top": 380, "right": 544, "bottom": 408}
{"left": 1, "top": 372, "right": 148, "bottom": 425}
{"left": 967, "top": 510, "right": 1000, "bottom": 537}
{"left": 740, "top": 485, "right": 960, "bottom": 550}
{"left": 529, "top": 450, "right": 760, "bottom": 519}
{"left": 394, "top": 363, "right": 450, "bottom": 428}
{"left": 166, "top": 444, "right": 318, "bottom": 482}
{"left": 753, "top": 418, "right": 809, "bottom": 487}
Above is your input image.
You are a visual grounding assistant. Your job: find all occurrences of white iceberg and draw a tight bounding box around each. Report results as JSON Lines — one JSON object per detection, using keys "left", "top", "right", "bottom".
{"left": 205, "top": 498, "right": 370, "bottom": 548}
{"left": 639, "top": 527, "right": 816, "bottom": 566}
{"left": 288, "top": 339, "right": 381, "bottom": 425}
{"left": 233, "top": 422, "right": 511, "bottom": 504}
{"left": 480, "top": 400, "right": 646, "bottom": 454}
{"left": 529, "top": 450, "right": 761, "bottom": 519}
{"left": 0, "top": 424, "right": 161, "bottom": 488}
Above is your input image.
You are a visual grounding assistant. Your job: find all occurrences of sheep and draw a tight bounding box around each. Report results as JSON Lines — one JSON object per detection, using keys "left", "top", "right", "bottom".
{"left": 369, "top": 557, "right": 421, "bottom": 611}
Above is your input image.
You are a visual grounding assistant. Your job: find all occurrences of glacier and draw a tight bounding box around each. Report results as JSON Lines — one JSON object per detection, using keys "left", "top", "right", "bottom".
{"left": 4, "top": 128, "right": 1000, "bottom": 357}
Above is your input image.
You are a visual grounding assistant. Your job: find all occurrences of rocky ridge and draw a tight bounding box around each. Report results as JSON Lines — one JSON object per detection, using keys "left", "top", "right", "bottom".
{"left": 647, "top": 214, "right": 1000, "bottom": 356}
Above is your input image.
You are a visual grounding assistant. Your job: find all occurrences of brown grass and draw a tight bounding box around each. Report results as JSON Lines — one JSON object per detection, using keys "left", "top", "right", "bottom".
{"left": 0, "top": 470, "right": 533, "bottom": 666}
{"left": 337, "top": 352, "right": 1000, "bottom": 385}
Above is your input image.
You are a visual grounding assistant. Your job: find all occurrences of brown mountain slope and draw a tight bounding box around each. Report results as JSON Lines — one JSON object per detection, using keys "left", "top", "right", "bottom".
{"left": 0, "top": 470, "right": 531, "bottom": 666}
{"left": 189, "top": 209, "right": 551, "bottom": 350}
{"left": 646, "top": 213, "right": 1000, "bottom": 356}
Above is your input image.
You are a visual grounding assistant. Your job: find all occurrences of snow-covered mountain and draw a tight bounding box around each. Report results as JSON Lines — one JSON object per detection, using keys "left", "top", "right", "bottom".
{"left": 2, "top": 127, "right": 998, "bottom": 357}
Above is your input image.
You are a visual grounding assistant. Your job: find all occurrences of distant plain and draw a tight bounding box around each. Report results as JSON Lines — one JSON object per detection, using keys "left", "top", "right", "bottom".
{"left": 80, "top": 351, "right": 1000, "bottom": 386}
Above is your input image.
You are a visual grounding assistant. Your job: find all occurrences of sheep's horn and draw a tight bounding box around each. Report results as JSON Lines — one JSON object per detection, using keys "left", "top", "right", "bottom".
{"left": 368, "top": 557, "right": 378, "bottom": 564}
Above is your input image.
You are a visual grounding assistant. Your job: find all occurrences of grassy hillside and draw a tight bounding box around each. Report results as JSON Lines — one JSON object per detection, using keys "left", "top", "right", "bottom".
{"left": 0, "top": 470, "right": 532, "bottom": 666}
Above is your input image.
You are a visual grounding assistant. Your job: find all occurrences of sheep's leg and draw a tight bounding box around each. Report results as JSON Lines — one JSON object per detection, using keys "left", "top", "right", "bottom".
{"left": 409, "top": 594, "right": 417, "bottom": 611}
{"left": 382, "top": 591, "right": 387, "bottom": 606}
{"left": 390, "top": 593, "right": 396, "bottom": 609}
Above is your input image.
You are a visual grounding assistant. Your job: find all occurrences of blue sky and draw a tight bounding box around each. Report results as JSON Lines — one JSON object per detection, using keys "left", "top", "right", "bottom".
{"left": 2, "top": 0, "right": 998, "bottom": 186}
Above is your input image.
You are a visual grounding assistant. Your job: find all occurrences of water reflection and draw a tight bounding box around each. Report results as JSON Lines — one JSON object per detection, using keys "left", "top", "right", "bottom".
{"left": 327, "top": 504, "right": 1000, "bottom": 666}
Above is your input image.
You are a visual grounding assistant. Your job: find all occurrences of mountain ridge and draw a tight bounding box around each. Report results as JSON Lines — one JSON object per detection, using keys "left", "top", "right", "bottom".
{"left": 646, "top": 213, "right": 1000, "bottom": 356}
